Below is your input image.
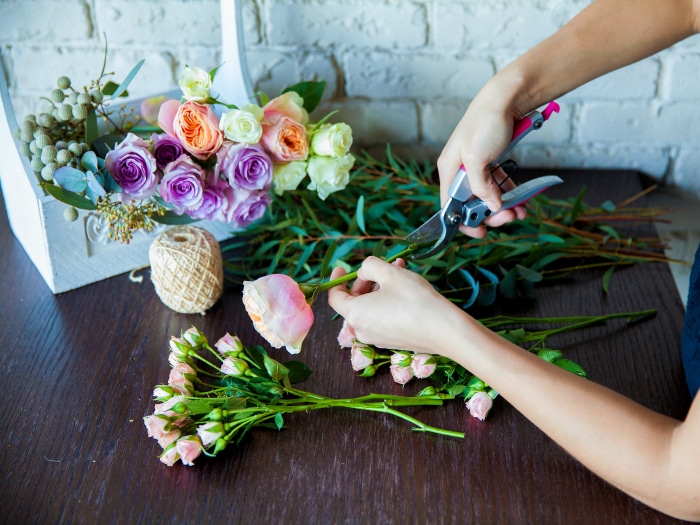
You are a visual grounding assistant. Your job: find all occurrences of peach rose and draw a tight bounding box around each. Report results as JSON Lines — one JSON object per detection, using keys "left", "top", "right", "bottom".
{"left": 172, "top": 101, "right": 223, "bottom": 160}
{"left": 242, "top": 274, "right": 315, "bottom": 354}
{"left": 263, "top": 91, "right": 308, "bottom": 124}
{"left": 261, "top": 115, "right": 309, "bottom": 162}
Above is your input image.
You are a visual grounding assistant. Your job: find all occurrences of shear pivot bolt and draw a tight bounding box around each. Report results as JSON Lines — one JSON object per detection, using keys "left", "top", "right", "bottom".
{"left": 447, "top": 213, "right": 461, "bottom": 225}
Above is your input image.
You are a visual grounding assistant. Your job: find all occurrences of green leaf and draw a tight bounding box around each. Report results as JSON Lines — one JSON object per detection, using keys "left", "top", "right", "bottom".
{"left": 102, "top": 81, "right": 122, "bottom": 97}
{"left": 153, "top": 212, "right": 198, "bottom": 225}
{"left": 600, "top": 200, "right": 616, "bottom": 213}
{"left": 263, "top": 355, "right": 289, "bottom": 382}
{"left": 282, "top": 80, "right": 326, "bottom": 113}
{"left": 285, "top": 360, "right": 312, "bottom": 383}
{"left": 355, "top": 195, "right": 366, "bottom": 234}
{"left": 274, "top": 412, "right": 284, "bottom": 431}
{"left": 537, "top": 348, "right": 563, "bottom": 362}
{"left": 107, "top": 58, "right": 145, "bottom": 99}
{"left": 516, "top": 264, "right": 543, "bottom": 283}
{"left": 554, "top": 358, "right": 588, "bottom": 378}
{"left": 598, "top": 224, "right": 620, "bottom": 242}
{"left": 602, "top": 265, "right": 615, "bottom": 294}
{"left": 41, "top": 182, "right": 97, "bottom": 210}
{"left": 85, "top": 107, "right": 99, "bottom": 148}
{"left": 537, "top": 234, "right": 565, "bottom": 244}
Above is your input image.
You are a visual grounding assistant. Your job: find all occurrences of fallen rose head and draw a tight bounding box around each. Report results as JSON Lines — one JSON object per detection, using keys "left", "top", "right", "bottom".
{"left": 465, "top": 391, "right": 494, "bottom": 421}
{"left": 242, "top": 274, "right": 315, "bottom": 354}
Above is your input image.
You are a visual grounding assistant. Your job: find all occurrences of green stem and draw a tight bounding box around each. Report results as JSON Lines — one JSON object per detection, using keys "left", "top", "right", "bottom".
{"left": 301, "top": 245, "right": 418, "bottom": 295}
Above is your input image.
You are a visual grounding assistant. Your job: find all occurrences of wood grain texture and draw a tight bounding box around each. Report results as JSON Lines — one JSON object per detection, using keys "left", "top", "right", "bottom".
{"left": 0, "top": 171, "right": 693, "bottom": 525}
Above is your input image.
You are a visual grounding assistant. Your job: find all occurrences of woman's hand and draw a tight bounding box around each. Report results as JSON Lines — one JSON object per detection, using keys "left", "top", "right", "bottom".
{"left": 327, "top": 256, "right": 461, "bottom": 354}
{"left": 437, "top": 79, "right": 529, "bottom": 238}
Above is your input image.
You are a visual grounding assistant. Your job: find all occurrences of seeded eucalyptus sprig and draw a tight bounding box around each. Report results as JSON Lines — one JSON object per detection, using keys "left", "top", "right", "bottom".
{"left": 223, "top": 147, "right": 678, "bottom": 308}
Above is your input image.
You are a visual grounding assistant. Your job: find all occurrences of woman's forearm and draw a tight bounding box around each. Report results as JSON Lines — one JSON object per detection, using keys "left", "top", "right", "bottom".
{"left": 438, "top": 304, "right": 700, "bottom": 521}
{"left": 488, "top": 0, "right": 700, "bottom": 116}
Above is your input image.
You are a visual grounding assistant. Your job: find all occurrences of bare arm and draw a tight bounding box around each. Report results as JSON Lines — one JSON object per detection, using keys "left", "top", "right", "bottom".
{"left": 327, "top": 258, "right": 700, "bottom": 521}
{"left": 439, "top": 0, "right": 700, "bottom": 216}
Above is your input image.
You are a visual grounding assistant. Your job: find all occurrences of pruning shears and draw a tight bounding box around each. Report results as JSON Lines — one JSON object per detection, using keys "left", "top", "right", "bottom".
{"left": 405, "top": 101, "right": 564, "bottom": 259}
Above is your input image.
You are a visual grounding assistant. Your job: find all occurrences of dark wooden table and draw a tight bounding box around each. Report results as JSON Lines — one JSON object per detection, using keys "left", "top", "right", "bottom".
{"left": 0, "top": 171, "right": 693, "bottom": 525}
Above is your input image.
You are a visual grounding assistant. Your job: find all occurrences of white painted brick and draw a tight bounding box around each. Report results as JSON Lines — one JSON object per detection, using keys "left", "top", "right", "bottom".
{"left": 94, "top": 0, "right": 220, "bottom": 46}
{"left": 662, "top": 54, "right": 700, "bottom": 101}
{"left": 0, "top": 1, "right": 90, "bottom": 43}
{"left": 319, "top": 100, "right": 419, "bottom": 144}
{"left": 245, "top": 49, "right": 337, "bottom": 105}
{"left": 433, "top": 2, "right": 564, "bottom": 51}
{"left": 577, "top": 102, "right": 648, "bottom": 143}
{"left": 344, "top": 51, "right": 493, "bottom": 99}
{"left": 671, "top": 150, "right": 700, "bottom": 196}
{"left": 564, "top": 58, "right": 659, "bottom": 101}
{"left": 265, "top": 0, "right": 426, "bottom": 48}
{"left": 515, "top": 144, "right": 670, "bottom": 179}
{"left": 421, "top": 100, "right": 572, "bottom": 145}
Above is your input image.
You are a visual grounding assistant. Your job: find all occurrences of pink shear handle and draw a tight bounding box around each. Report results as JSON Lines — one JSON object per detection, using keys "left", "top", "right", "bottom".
{"left": 511, "top": 101, "right": 560, "bottom": 141}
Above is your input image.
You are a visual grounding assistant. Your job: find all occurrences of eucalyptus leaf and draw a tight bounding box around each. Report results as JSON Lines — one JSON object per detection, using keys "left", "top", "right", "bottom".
{"left": 53, "top": 166, "right": 88, "bottom": 193}
{"left": 107, "top": 58, "right": 145, "bottom": 99}
{"left": 153, "top": 212, "right": 198, "bottom": 225}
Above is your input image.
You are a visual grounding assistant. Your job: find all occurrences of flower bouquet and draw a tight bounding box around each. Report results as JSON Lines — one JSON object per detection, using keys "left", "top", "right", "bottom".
{"left": 14, "top": 54, "right": 355, "bottom": 243}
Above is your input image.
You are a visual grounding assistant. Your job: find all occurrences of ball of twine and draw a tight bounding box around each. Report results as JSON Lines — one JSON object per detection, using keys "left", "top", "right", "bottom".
{"left": 149, "top": 225, "right": 223, "bottom": 314}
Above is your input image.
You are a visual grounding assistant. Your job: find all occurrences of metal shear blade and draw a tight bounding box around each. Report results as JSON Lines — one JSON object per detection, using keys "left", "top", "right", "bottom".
{"left": 405, "top": 175, "right": 564, "bottom": 259}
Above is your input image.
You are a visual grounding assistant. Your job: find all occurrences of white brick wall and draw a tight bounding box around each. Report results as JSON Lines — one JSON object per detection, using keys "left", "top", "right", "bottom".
{"left": 2, "top": 0, "right": 700, "bottom": 197}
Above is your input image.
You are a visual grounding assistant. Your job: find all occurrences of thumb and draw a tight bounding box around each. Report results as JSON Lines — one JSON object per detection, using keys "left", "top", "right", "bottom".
{"left": 464, "top": 163, "right": 502, "bottom": 211}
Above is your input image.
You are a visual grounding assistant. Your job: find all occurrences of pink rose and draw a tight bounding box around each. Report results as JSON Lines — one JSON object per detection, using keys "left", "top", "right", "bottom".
{"left": 411, "top": 354, "right": 436, "bottom": 379}
{"left": 197, "top": 422, "right": 224, "bottom": 447}
{"left": 172, "top": 101, "right": 223, "bottom": 160}
{"left": 390, "top": 352, "right": 411, "bottom": 367}
{"left": 337, "top": 319, "right": 356, "bottom": 349}
{"left": 242, "top": 274, "right": 314, "bottom": 354}
{"left": 215, "top": 333, "right": 243, "bottom": 355}
{"left": 350, "top": 342, "right": 374, "bottom": 371}
{"left": 159, "top": 444, "right": 180, "bottom": 466}
{"left": 157, "top": 99, "right": 181, "bottom": 136}
{"left": 154, "top": 395, "right": 188, "bottom": 416}
{"left": 144, "top": 414, "right": 170, "bottom": 440}
{"left": 390, "top": 364, "right": 414, "bottom": 385}
{"left": 176, "top": 435, "right": 203, "bottom": 466}
{"left": 465, "top": 392, "right": 494, "bottom": 421}
{"left": 261, "top": 116, "right": 309, "bottom": 162}
{"left": 221, "top": 356, "right": 248, "bottom": 376}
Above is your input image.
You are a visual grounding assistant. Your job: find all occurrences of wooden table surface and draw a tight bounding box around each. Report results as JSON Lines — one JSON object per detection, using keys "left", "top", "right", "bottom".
{"left": 0, "top": 170, "right": 693, "bottom": 525}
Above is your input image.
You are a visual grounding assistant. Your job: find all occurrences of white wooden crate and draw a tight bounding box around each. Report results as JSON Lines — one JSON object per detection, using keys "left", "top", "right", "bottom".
{"left": 0, "top": 0, "right": 252, "bottom": 294}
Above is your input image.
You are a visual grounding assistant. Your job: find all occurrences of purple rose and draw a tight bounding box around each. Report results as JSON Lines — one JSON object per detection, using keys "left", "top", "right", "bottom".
{"left": 215, "top": 142, "right": 272, "bottom": 191}
{"left": 224, "top": 188, "right": 271, "bottom": 228}
{"left": 104, "top": 133, "right": 158, "bottom": 200}
{"left": 189, "top": 179, "right": 228, "bottom": 221}
{"left": 151, "top": 133, "right": 185, "bottom": 171}
{"left": 160, "top": 155, "right": 205, "bottom": 214}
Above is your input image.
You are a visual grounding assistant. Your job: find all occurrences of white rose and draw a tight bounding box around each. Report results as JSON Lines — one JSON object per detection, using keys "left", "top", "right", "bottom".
{"left": 272, "top": 161, "right": 308, "bottom": 196}
{"left": 307, "top": 153, "right": 355, "bottom": 200}
{"left": 311, "top": 122, "right": 353, "bottom": 157}
{"left": 219, "top": 104, "right": 264, "bottom": 144}
{"left": 178, "top": 66, "right": 212, "bottom": 103}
